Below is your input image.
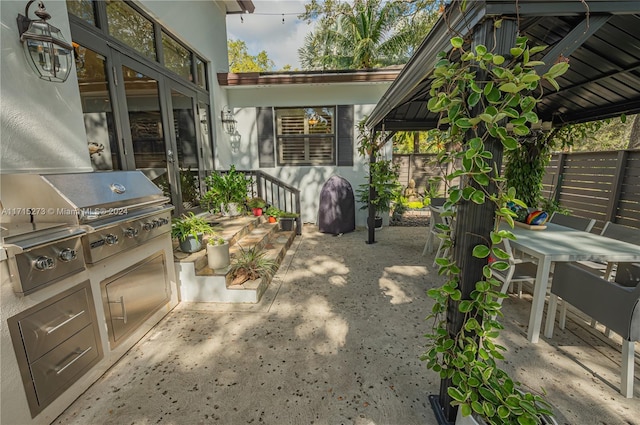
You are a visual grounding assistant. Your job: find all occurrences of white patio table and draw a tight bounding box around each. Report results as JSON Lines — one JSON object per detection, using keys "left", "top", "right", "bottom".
{"left": 500, "top": 222, "right": 640, "bottom": 343}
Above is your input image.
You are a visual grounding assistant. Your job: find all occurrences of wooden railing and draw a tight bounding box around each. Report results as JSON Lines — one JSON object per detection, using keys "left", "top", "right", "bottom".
{"left": 393, "top": 150, "right": 640, "bottom": 231}
{"left": 243, "top": 170, "right": 302, "bottom": 235}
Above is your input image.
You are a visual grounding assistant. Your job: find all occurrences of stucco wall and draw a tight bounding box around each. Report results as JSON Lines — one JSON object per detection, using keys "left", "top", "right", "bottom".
{"left": 138, "top": 0, "right": 231, "bottom": 173}
{"left": 227, "top": 83, "right": 394, "bottom": 227}
{"left": 0, "top": 1, "right": 91, "bottom": 173}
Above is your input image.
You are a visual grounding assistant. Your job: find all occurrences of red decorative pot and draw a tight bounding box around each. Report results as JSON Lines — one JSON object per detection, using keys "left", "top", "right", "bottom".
{"left": 252, "top": 207, "right": 263, "bottom": 216}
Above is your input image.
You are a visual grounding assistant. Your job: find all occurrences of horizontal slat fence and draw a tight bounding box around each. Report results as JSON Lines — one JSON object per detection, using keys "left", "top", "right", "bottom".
{"left": 394, "top": 150, "right": 640, "bottom": 231}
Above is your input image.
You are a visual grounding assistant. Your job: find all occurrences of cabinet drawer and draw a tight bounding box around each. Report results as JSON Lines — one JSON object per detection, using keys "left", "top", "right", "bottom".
{"left": 30, "top": 325, "right": 100, "bottom": 406}
{"left": 18, "top": 285, "right": 93, "bottom": 361}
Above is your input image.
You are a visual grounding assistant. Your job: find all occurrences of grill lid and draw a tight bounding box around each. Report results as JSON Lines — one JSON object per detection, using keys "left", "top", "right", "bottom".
{"left": 41, "top": 171, "right": 168, "bottom": 211}
{"left": 1, "top": 171, "right": 170, "bottom": 225}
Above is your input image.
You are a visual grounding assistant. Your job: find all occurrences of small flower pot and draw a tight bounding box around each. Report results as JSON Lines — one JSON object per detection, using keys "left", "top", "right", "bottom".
{"left": 221, "top": 202, "right": 242, "bottom": 217}
{"left": 268, "top": 216, "right": 277, "bottom": 223}
{"left": 252, "top": 207, "right": 263, "bottom": 217}
{"left": 279, "top": 217, "right": 295, "bottom": 231}
{"left": 207, "top": 241, "right": 230, "bottom": 270}
{"left": 178, "top": 234, "right": 204, "bottom": 253}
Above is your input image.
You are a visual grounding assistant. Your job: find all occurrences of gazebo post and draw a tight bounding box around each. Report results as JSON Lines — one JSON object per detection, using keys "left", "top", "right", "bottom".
{"left": 436, "top": 18, "right": 516, "bottom": 423}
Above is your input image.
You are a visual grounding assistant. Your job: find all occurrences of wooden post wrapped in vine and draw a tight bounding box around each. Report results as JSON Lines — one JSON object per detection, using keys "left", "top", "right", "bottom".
{"left": 421, "top": 10, "right": 569, "bottom": 425}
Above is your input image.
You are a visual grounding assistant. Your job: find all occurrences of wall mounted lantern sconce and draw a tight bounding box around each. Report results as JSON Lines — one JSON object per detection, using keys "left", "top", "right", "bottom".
{"left": 17, "top": 0, "right": 73, "bottom": 82}
{"left": 221, "top": 106, "right": 237, "bottom": 135}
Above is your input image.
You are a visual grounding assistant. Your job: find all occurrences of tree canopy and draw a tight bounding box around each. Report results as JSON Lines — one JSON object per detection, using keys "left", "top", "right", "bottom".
{"left": 298, "top": 0, "right": 442, "bottom": 70}
{"left": 228, "top": 39, "right": 275, "bottom": 73}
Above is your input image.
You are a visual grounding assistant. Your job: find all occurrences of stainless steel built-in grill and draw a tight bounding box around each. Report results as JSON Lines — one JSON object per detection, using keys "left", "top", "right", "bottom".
{"left": 1, "top": 171, "right": 173, "bottom": 270}
{"left": 1, "top": 171, "right": 175, "bottom": 418}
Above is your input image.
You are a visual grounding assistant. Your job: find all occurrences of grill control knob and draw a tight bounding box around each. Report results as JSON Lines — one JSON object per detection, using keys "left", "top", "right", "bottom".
{"left": 58, "top": 248, "right": 77, "bottom": 262}
{"left": 143, "top": 222, "right": 153, "bottom": 231}
{"left": 34, "top": 256, "right": 55, "bottom": 271}
{"left": 152, "top": 219, "right": 161, "bottom": 228}
{"left": 124, "top": 227, "right": 139, "bottom": 238}
{"left": 159, "top": 217, "right": 169, "bottom": 226}
{"left": 104, "top": 234, "right": 119, "bottom": 245}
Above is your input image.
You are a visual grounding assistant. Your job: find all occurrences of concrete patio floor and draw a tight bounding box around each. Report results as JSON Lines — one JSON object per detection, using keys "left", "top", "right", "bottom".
{"left": 53, "top": 225, "right": 639, "bottom": 425}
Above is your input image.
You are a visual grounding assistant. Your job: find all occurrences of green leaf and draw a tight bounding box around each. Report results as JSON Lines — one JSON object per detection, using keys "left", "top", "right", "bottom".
{"left": 529, "top": 45, "right": 548, "bottom": 55}
{"left": 451, "top": 37, "right": 464, "bottom": 49}
{"left": 459, "top": 300, "right": 473, "bottom": 313}
{"left": 468, "top": 91, "right": 481, "bottom": 107}
{"left": 483, "top": 82, "right": 494, "bottom": 96}
{"left": 523, "top": 111, "right": 538, "bottom": 123}
{"left": 469, "top": 137, "right": 483, "bottom": 150}
{"left": 470, "top": 188, "right": 487, "bottom": 202}
{"left": 456, "top": 118, "right": 473, "bottom": 129}
{"left": 510, "top": 47, "right": 524, "bottom": 57}
{"left": 546, "top": 76, "right": 560, "bottom": 91}
{"left": 499, "top": 82, "right": 520, "bottom": 93}
{"left": 461, "top": 403, "right": 473, "bottom": 417}
{"left": 473, "top": 245, "right": 490, "bottom": 258}
{"left": 475, "top": 44, "right": 487, "bottom": 56}
{"left": 524, "top": 61, "right": 545, "bottom": 68}
{"left": 483, "top": 401, "right": 496, "bottom": 418}
{"left": 447, "top": 386, "right": 466, "bottom": 402}
{"left": 486, "top": 88, "right": 501, "bottom": 103}
{"left": 521, "top": 73, "right": 540, "bottom": 83}
{"left": 513, "top": 125, "right": 530, "bottom": 136}
{"left": 502, "top": 136, "right": 518, "bottom": 150}
{"left": 492, "top": 55, "right": 505, "bottom": 65}
{"left": 546, "top": 61, "right": 569, "bottom": 78}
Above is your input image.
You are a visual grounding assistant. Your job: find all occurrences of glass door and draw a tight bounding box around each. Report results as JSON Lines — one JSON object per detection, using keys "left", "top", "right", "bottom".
{"left": 115, "top": 56, "right": 175, "bottom": 202}
{"left": 166, "top": 83, "right": 202, "bottom": 212}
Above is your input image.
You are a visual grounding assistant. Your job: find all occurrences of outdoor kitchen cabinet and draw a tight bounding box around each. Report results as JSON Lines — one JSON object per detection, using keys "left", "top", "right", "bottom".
{"left": 7, "top": 280, "right": 103, "bottom": 418}
{"left": 101, "top": 252, "right": 171, "bottom": 348}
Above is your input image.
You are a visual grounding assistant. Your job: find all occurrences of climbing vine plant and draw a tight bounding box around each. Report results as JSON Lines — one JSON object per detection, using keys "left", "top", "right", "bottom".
{"left": 421, "top": 29, "right": 569, "bottom": 424}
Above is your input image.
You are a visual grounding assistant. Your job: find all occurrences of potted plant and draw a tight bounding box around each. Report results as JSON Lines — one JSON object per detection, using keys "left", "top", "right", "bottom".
{"left": 171, "top": 212, "right": 214, "bottom": 253}
{"left": 228, "top": 246, "right": 277, "bottom": 286}
{"left": 247, "top": 197, "right": 266, "bottom": 216}
{"left": 356, "top": 159, "right": 401, "bottom": 229}
{"left": 202, "top": 165, "right": 249, "bottom": 216}
{"left": 206, "top": 233, "right": 230, "bottom": 270}
{"left": 265, "top": 206, "right": 281, "bottom": 223}
{"left": 278, "top": 211, "right": 299, "bottom": 231}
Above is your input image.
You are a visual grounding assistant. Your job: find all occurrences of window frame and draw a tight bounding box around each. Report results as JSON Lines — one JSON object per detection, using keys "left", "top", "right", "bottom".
{"left": 275, "top": 106, "right": 337, "bottom": 166}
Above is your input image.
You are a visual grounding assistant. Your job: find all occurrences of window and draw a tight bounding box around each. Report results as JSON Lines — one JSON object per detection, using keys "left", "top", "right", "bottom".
{"left": 66, "top": 0, "right": 96, "bottom": 26}
{"left": 162, "top": 32, "right": 192, "bottom": 81}
{"left": 106, "top": 0, "right": 156, "bottom": 61}
{"left": 195, "top": 56, "right": 207, "bottom": 90}
{"left": 276, "top": 107, "right": 335, "bottom": 165}
{"left": 75, "top": 44, "right": 121, "bottom": 171}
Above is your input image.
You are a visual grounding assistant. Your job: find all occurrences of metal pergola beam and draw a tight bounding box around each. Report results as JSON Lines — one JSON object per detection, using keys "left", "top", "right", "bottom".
{"left": 485, "top": 0, "right": 640, "bottom": 16}
{"left": 538, "top": 15, "right": 611, "bottom": 74}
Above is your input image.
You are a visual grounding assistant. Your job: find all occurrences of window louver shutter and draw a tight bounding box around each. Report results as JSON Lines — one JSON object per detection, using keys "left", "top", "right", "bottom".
{"left": 337, "top": 105, "right": 354, "bottom": 166}
{"left": 257, "top": 107, "right": 275, "bottom": 168}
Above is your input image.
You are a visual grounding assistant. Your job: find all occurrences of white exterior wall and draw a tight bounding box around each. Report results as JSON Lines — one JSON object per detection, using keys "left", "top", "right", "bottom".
{"left": 0, "top": 0, "right": 232, "bottom": 175}
{"left": 0, "top": 1, "right": 91, "bottom": 173}
{"left": 137, "top": 0, "right": 231, "bottom": 172}
{"left": 227, "top": 83, "right": 394, "bottom": 227}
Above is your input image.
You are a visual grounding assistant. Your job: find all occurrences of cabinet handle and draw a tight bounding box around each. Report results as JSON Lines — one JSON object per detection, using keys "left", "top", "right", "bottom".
{"left": 55, "top": 346, "right": 92, "bottom": 375}
{"left": 109, "top": 296, "right": 127, "bottom": 324}
{"left": 46, "top": 311, "right": 86, "bottom": 335}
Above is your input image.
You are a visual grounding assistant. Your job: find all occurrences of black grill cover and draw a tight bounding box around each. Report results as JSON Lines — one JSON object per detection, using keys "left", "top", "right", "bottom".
{"left": 318, "top": 175, "right": 355, "bottom": 235}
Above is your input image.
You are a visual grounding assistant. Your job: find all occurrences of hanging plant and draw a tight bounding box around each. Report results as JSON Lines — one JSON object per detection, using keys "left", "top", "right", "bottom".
{"left": 421, "top": 26, "right": 569, "bottom": 425}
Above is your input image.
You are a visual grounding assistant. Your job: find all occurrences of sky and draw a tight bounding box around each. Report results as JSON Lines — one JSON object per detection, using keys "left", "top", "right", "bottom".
{"left": 226, "top": 1, "right": 317, "bottom": 70}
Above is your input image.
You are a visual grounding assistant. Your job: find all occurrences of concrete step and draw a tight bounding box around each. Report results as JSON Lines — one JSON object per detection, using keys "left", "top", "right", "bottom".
{"left": 173, "top": 213, "right": 296, "bottom": 304}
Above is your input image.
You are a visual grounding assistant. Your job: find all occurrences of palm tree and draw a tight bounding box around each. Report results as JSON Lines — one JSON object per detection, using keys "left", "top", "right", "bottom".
{"left": 299, "top": 0, "right": 439, "bottom": 70}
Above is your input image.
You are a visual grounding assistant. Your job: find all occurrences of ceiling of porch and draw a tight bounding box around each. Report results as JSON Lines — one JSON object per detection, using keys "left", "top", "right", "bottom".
{"left": 366, "top": 0, "right": 640, "bottom": 132}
